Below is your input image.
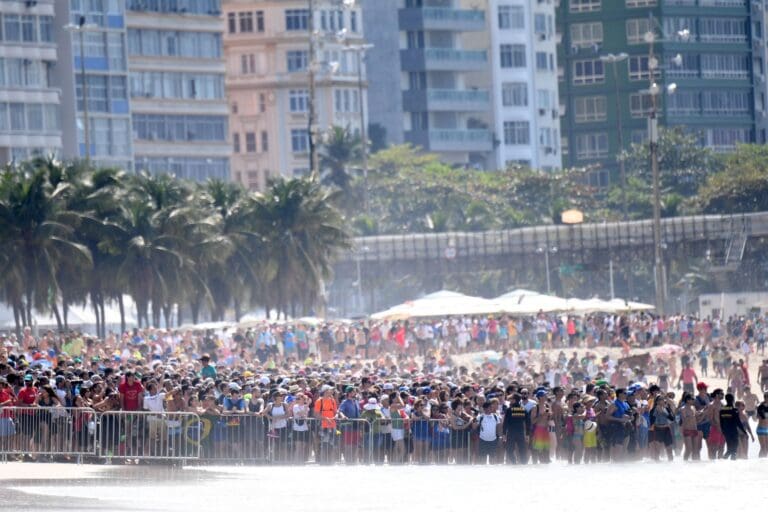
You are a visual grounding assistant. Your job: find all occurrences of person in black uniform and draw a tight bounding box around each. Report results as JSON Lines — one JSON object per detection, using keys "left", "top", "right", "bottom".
{"left": 720, "top": 393, "right": 748, "bottom": 460}
{"left": 503, "top": 392, "right": 530, "bottom": 464}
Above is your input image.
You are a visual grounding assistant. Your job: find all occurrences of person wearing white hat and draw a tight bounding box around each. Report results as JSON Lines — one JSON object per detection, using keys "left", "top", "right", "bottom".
{"left": 361, "top": 397, "right": 384, "bottom": 464}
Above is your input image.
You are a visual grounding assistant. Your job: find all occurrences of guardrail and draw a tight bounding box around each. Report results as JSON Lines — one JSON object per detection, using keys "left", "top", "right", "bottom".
{"left": 0, "top": 409, "right": 524, "bottom": 465}
{"left": 97, "top": 411, "right": 201, "bottom": 463}
{"left": 0, "top": 406, "right": 97, "bottom": 462}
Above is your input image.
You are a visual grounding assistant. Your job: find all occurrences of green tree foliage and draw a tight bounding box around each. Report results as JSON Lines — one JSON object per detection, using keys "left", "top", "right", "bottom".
{"left": 694, "top": 144, "right": 768, "bottom": 214}
{"left": 350, "top": 145, "right": 596, "bottom": 234}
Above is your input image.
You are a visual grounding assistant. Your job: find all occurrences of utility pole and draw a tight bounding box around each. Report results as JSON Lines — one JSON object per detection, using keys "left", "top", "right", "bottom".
{"left": 308, "top": 0, "right": 319, "bottom": 179}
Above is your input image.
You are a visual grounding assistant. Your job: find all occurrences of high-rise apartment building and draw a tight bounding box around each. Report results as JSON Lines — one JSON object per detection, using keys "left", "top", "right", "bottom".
{"left": 0, "top": 0, "right": 61, "bottom": 163}
{"left": 54, "top": 0, "right": 132, "bottom": 171}
{"left": 466, "top": 0, "right": 561, "bottom": 170}
{"left": 224, "top": 0, "right": 368, "bottom": 191}
{"left": 557, "top": 0, "right": 755, "bottom": 186}
{"left": 398, "top": 0, "right": 493, "bottom": 168}
{"left": 126, "top": 1, "right": 230, "bottom": 181}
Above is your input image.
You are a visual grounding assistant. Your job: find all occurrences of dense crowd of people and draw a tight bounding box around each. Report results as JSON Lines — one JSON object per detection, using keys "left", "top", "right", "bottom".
{"left": 1, "top": 311, "right": 767, "bottom": 465}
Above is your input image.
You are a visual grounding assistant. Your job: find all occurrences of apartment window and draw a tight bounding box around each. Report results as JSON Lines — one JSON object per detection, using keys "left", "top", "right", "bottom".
{"left": 261, "top": 131, "right": 269, "bottom": 152}
{"left": 21, "top": 15, "right": 36, "bottom": 42}
{"left": 575, "top": 133, "right": 609, "bottom": 159}
{"left": 500, "top": 44, "right": 526, "bottom": 68}
{"left": 256, "top": 11, "right": 264, "bottom": 32}
{"left": 703, "top": 127, "right": 751, "bottom": 152}
{"left": 701, "top": 53, "right": 749, "bottom": 79}
{"left": 570, "top": 22, "right": 603, "bottom": 48}
{"left": 498, "top": 5, "right": 524, "bottom": 29}
{"left": 628, "top": 56, "right": 658, "bottom": 81}
{"left": 536, "top": 52, "right": 549, "bottom": 71}
{"left": 539, "top": 127, "right": 553, "bottom": 148}
{"left": 501, "top": 82, "right": 527, "bottom": 107}
{"left": 239, "top": 12, "right": 253, "bottom": 33}
{"left": 409, "top": 72, "right": 427, "bottom": 90}
{"left": 503, "top": 121, "right": 530, "bottom": 145}
{"left": 233, "top": 132, "right": 240, "bottom": 153}
{"left": 537, "top": 89, "right": 554, "bottom": 109}
{"left": 287, "top": 50, "right": 308, "bottom": 72}
{"left": 663, "top": 17, "right": 696, "bottom": 42}
{"left": 699, "top": 18, "right": 748, "bottom": 43}
{"left": 245, "top": 132, "right": 257, "bottom": 152}
{"left": 231, "top": 102, "right": 238, "bottom": 114}
{"left": 573, "top": 59, "right": 604, "bottom": 85}
{"left": 39, "top": 16, "right": 53, "bottom": 43}
{"left": 132, "top": 114, "right": 227, "bottom": 142}
{"left": 626, "top": 19, "right": 650, "bottom": 44}
{"left": 285, "top": 9, "right": 309, "bottom": 31}
{"left": 407, "top": 31, "right": 425, "bottom": 49}
{"left": 570, "top": 0, "right": 601, "bottom": 12}
{"left": 291, "top": 129, "right": 308, "bottom": 152}
{"left": 289, "top": 89, "right": 309, "bottom": 112}
{"left": 629, "top": 93, "right": 653, "bottom": 118}
{"left": 667, "top": 90, "right": 701, "bottom": 116}
{"left": 228, "top": 12, "right": 236, "bottom": 33}
{"left": 574, "top": 96, "right": 607, "bottom": 122}
{"left": 561, "top": 136, "right": 569, "bottom": 157}
{"left": 534, "top": 14, "right": 547, "bottom": 35}
{"left": 241, "top": 54, "right": 256, "bottom": 74}
{"left": 626, "top": 0, "right": 656, "bottom": 6}
{"left": 666, "top": 53, "right": 699, "bottom": 78}
{"left": 4, "top": 15, "right": 20, "bottom": 42}
{"left": 350, "top": 11, "right": 358, "bottom": 32}
{"left": 127, "top": 29, "right": 222, "bottom": 58}
{"left": 701, "top": 90, "right": 750, "bottom": 116}
{"left": 411, "top": 112, "right": 428, "bottom": 130}
{"left": 259, "top": 93, "right": 267, "bottom": 113}
{"left": 631, "top": 130, "right": 648, "bottom": 145}
{"left": 9, "top": 103, "right": 24, "bottom": 131}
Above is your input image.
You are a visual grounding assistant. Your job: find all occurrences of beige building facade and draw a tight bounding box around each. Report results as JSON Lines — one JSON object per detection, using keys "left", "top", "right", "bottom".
{"left": 224, "top": 0, "right": 368, "bottom": 190}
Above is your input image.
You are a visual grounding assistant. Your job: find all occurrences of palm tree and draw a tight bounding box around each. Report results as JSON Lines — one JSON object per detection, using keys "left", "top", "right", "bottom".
{"left": 109, "top": 173, "right": 198, "bottom": 327}
{"left": 0, "top": 157, "right": 91, "bottom": 335}
{"left": 320, "top": 125, "right": 361, "bottom": 192}
{"left": 253, "top": 178, "right": 350, "bottom": 318}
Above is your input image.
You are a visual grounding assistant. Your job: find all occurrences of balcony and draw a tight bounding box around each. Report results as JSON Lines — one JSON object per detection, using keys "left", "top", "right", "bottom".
{"left": 400, "top": 48, "right": 487, "bottom": 72}
{"left": 399, "top": 7, "right": 485, "bottom": 32}
{"left": 402, "top": 88, "right": 490, "bottom": 112}
{"left": 405, "top": 129, "right": 493, "bottom": 152}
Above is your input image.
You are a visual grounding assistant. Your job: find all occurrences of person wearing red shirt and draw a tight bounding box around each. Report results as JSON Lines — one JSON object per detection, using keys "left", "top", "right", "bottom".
{"left": 677, "top": 363, "right": 699, "bottom": 395}
{"left": 16, "top": 374, "right": 38, "bottom": 457}
{"left": 0, "top": 378, "right": 15, "bottom": 437}
{"left": 118, "top": 372, "right": 144, "bottom": 411}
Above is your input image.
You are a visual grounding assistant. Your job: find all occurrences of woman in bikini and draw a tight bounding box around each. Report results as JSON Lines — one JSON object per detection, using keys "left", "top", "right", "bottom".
{"left": 757, "top": 392, "right": 768, "bottom": 457}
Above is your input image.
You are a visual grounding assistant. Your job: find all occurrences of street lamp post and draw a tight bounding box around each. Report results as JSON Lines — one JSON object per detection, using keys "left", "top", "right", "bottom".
{"left": 599, "top": 52, "right": 629, "bottom": 221}
{"left": 644, "top": 20, "right": 688, "bottom": 316}
{"left": 537, "top": 246, "right": 558, "bottom": 295}
{"left": 342, "top": 43, "right": 373, "bottom": 213}
{"left": 307, "top": 0, "right": 357, "bottom": 180}
{"left": 65, "top": 16, "right": 98, "bottom": 163}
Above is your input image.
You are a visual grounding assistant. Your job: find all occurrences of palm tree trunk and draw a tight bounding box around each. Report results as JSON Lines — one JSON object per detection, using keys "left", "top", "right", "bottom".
{"left": 93, "top": 299, "right": 101, "bottom": 339}
{"left": 99, "top": 295, "right": 106, "bottom": 339}
{"left": 234, "top": 298, "right": 242, "bottom": 322}
{"left": 51, "top": 301, "right": 63, "bottom": 333}
{"left": 177, "top": 306, "right": 183, "bottom": 327}
{"left": 63, "top": 300, "right": 69, "bottom": 331}
{"left": 118, "top": 294, "right": 126, "bottom": 334}
{"left": 162, "top": 304, "right": 171, "bottom": 329}
{"left": 190, "top": 299, "right": 200, "bottom": 325}
{"left": 12, "top": 303, "right": 20, "bottom": 340}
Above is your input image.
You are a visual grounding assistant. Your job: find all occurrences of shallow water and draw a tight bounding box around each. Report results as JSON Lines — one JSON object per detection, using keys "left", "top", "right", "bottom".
{"left": 0, "top": 459, "right": 765, "bottom": 512}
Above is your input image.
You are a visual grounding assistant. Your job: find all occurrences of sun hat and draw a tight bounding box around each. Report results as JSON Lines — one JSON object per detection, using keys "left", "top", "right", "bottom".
{"left": 363, "top": 398, "right": 380, "bottom": 411}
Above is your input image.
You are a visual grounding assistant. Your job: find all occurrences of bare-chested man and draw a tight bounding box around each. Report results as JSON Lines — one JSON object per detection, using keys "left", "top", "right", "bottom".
{"left": 727, "top": 362, "right": 745, "bottom": 399}
{"left": 706, "top": 388, "right": 726, "bottom": 459}
{"left": 757, "top": 359, "right": 768, "bottom": 393}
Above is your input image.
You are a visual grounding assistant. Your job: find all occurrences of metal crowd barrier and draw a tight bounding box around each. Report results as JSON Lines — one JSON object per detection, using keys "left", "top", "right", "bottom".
{"left": 0, "top": 406, "right": 98, "bottom": 462}
{"left": 0, "top": 408, "right": 514, "bottom": 466}
{"left": 97, "top": 411, "right": 201, "bottom": 462}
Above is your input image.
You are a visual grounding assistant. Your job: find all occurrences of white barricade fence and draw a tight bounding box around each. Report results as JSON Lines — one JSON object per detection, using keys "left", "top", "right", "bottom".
{"left": 0, "top": 406, "right": 98, "bottom": 461}
{"left": 97, "top": 410, "right": 201, "bottom": 462}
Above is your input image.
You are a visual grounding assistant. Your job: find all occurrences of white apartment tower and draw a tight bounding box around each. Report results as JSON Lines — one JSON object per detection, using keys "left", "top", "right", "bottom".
{"left": 0, "top": 0, "right": 61, "bottom": 162}
{"left": 479, "top": 0, "right": 561, "bottom": 170}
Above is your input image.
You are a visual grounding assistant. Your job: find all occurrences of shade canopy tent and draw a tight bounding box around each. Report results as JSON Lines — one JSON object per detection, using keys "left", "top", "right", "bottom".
{"left": 605, "top": 298, "right": 655, "bottom": 312}
{"left": 1, "top": 300, "right": 137, "bottom": 330}
{"left": 494, "top": 292, "right": 569, "bottom": 314}
{"left": 370, "top": 290, "right": 500, "bottom": 320}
